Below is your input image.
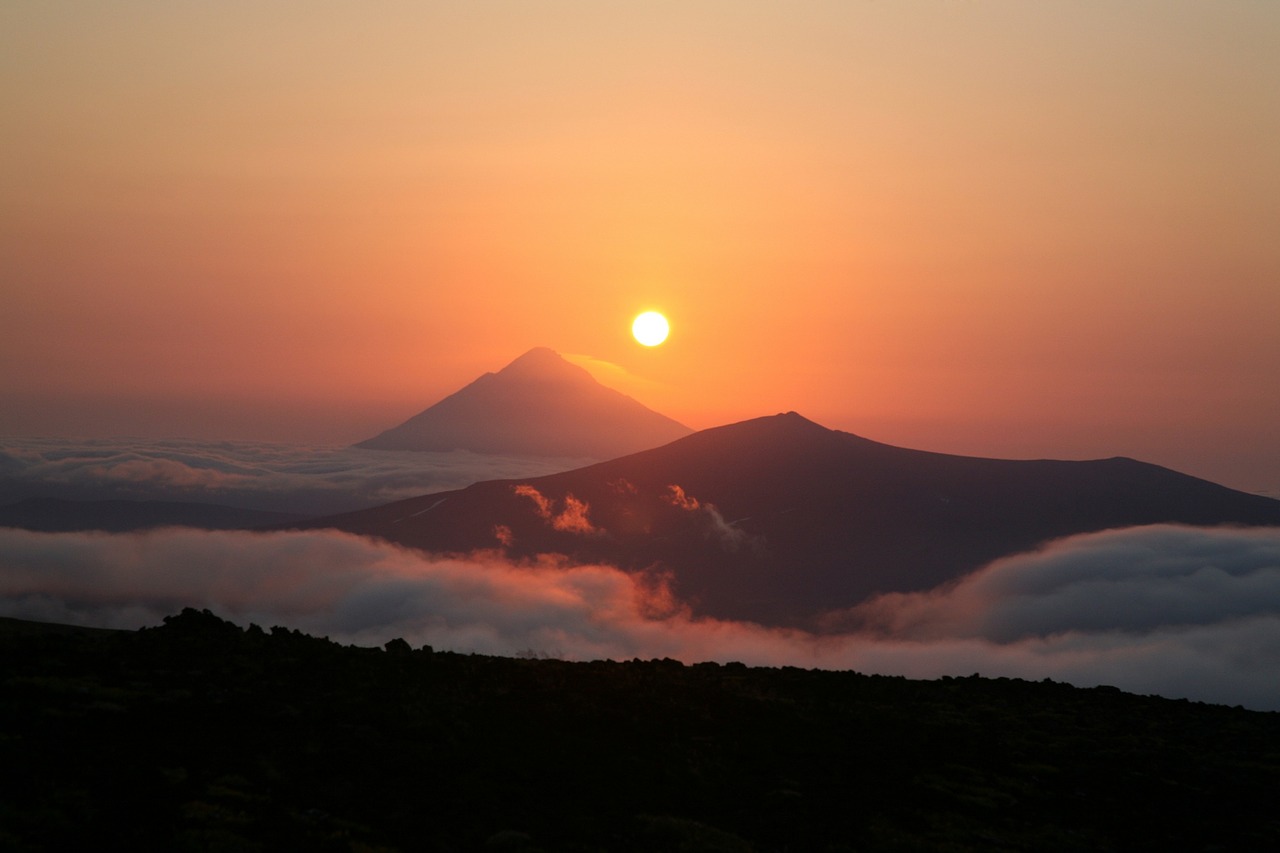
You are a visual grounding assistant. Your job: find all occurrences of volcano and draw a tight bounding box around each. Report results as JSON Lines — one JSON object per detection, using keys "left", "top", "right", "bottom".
{"left": 354, "top": 348, "right": 692, "bottom": 458}
{"left": 319, "top": 412, "right": 1280, "bottom": 630}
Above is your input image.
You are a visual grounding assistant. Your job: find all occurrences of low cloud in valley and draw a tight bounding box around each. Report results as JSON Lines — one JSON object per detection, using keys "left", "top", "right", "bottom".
{"left": 3, "top": 523, "right": 1279, "bottom": 710}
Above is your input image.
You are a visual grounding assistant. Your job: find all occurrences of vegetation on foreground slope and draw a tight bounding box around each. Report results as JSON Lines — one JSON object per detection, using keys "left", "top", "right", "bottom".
{"left": 3, "top": 609, "right": 1278, "bottom": 851}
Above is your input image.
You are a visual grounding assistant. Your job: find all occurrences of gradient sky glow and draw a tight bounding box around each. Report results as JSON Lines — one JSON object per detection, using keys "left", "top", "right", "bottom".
{"left": 3, "top": 2, "right": 1278, "bottom": 491}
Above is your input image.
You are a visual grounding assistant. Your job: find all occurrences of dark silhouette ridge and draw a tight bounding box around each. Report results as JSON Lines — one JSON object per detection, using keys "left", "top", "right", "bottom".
{"left": 354, "top": 347, "right": 692, "bottom": 457}
{"left": 5, "top": 609, "right": 1279, "bottom": 851}
{"left": 305, "top": 412, "right": 1280, "bottom": 630}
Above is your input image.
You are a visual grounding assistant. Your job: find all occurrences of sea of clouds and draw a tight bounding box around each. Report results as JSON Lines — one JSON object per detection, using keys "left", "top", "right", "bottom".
{"left": 0, "top": 436, "right": 595, "bottom": 515}
{"left": 4, "top": 436, "right": 1280, "bottom": 710}
{"left": 2, "top": 521, "right": 1279, "bottom": 711}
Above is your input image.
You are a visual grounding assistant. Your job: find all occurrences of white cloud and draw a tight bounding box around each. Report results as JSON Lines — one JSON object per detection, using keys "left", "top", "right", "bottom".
{"left": 842, "top": 524, "right": 1280, "bottom": 641}
{"left": 0, "top": 436, "right": 595, "bottom": 515}
{"left": 3, "top": 524, "right": 1280, "bottom": 709}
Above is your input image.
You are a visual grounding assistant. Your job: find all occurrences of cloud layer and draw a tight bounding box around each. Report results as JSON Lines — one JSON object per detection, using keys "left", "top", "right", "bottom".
{"left": 3, "top": 523, "right": 1280, "bottom": 710}
{"left": 843, "top": 524, "right": 1280, "bottom": 641}
{"left": 0, "top": 437, "right": 595, "bottom": 515}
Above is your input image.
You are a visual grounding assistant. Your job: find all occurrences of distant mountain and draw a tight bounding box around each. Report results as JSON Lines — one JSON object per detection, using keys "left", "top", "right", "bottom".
{"left": 0, "top": 496, "right": 304, "bottom": 533}
{"left": 354, "top": 347, "right": 692, "bottom": 458}
{"left": 307, "top": 413, "right": 1280, "bottom": 630}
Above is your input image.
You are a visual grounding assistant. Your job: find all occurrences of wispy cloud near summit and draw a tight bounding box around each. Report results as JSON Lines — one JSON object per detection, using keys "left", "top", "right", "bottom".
{"left": 514, "top": 485, "right": 601, "bottom": 535}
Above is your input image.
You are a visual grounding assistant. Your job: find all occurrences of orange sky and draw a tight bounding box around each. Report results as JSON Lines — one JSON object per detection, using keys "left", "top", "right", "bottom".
{"left": 2, "top": 2, "right": 1278, "bottom": 492}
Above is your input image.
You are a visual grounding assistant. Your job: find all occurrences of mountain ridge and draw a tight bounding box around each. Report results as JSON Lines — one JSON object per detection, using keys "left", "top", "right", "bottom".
{"left": 8, "top": 607, "right": 1279, "bottom": 850}
{"left": 308, "top": 412, "right": 1280, "bottom": 629}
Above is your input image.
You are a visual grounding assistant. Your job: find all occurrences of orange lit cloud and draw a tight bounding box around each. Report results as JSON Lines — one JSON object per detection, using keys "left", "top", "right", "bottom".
{"left": 664, "top": 484, "right": 700, "bottom": 511}
{"left": 513, "top": 485, "right": 601, "bottom": 535}
{"left": 665, "top": 484, "right": 758, "bottom": 553}
{"left": 552, "top": 495, "right": 598, "bottom": 535}
{"left": 513, "top": 484, "right": 553, "bottom": 518}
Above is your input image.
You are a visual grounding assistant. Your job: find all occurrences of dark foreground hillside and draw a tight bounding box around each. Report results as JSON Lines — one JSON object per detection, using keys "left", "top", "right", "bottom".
{"left": 3, "top": 611, "right": 1278, "bottom": 852}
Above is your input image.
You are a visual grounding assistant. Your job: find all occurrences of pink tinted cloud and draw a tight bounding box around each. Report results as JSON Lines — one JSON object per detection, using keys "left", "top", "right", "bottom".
{"left": 512, "top": 484, "right": 552, "bottom": 518}
{"left": 551, "top": 495, "right": 598, "bottom": 534}
{"left": 512, "top": 485, "right": 600, "bottom": 535}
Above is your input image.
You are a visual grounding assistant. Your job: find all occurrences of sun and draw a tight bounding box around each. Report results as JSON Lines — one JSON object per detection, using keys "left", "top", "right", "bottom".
{"left": 631, "top": 311, "right": 670, "bottom": 347}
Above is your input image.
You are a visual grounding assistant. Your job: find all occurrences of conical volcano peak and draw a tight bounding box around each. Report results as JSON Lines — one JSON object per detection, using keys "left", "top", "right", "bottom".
{"left": 495, "top": 348, "right": 593, "bottom": 383}
{"left": 354, "top": 348, "right": 691, "bottom": 457}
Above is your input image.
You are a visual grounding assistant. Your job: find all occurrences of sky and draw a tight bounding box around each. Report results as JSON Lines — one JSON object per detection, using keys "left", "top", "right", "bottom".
{"left": 3, "top": 1, "right": 1279, "bottom": 492}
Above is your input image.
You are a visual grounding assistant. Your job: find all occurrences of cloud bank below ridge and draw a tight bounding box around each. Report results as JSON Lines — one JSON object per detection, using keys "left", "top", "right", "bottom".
{"left": 3, "top": 523, "right": 1280, "bottom": 710}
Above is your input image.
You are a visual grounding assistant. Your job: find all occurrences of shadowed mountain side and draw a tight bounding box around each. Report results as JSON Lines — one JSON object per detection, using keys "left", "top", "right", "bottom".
{"left": 308, "top": 413, "right": 1280, "bottom": 629}
{"left": 354, "top": 347, "right": 692, "bottom": 458}
{"left": 0, "top": 496, "right": 305, "bottom": 533}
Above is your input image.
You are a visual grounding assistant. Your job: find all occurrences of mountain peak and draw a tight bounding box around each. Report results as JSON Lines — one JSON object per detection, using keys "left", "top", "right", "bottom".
{"left": 509, "top": 346, "right": 562, "bottom": 363}
{"left": 354, "top": 348, "right": 691, "bottom": 457}
{"left": 669, "top": 411, "right": 845, "bottom": 452}
{"left": 494, "top": 348, "right": 593, "bottom": 383}
{"left": 774, "top": 411, "right": 826, "bottom": 429}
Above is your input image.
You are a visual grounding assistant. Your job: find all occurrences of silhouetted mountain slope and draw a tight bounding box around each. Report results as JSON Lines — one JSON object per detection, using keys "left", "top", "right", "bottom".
{"left": 312, "top": 412, "right": 1280, "bottom": 629}
{"left": 355, "top": 347, "right": 692, "bottom": 457}
{"left": 4, "top": 609, "right": 1279, "bottom": 851}
{"left": 0, "top": 496, "right": 304, "bottom": 532}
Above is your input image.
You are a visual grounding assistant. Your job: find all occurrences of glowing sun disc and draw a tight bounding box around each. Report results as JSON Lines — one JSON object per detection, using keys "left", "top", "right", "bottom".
{"left": 632, "top": 311, "right": 670, "bottom": 346}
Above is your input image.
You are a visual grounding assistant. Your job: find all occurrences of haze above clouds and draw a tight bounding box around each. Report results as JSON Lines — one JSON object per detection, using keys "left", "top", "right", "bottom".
{"left": 0, "top": 437, "right": 596, "bottom": 515}
{"left": 3, "top": 523, "right": 1278, "bottom": 711}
